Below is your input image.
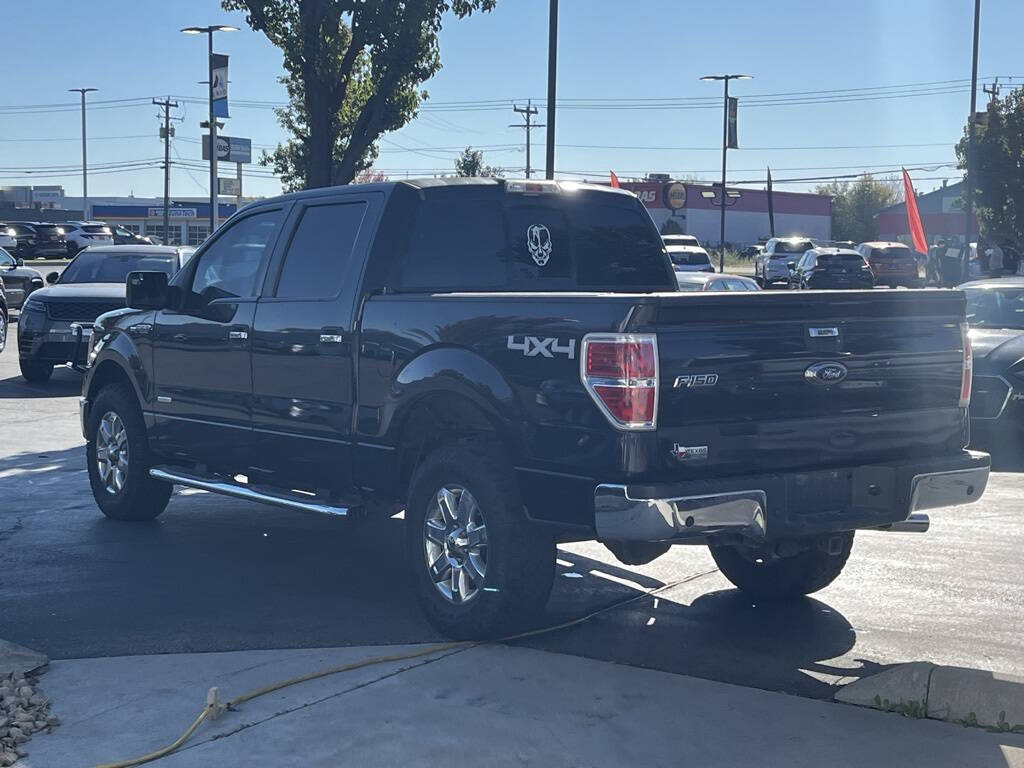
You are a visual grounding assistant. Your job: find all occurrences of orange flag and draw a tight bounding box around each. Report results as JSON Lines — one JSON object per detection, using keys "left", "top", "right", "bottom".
{"left": 609, "top": 171, "right": 620, "bottom": 188}
{"left": 902, "top": 168, "right": 927, "bottom": 254}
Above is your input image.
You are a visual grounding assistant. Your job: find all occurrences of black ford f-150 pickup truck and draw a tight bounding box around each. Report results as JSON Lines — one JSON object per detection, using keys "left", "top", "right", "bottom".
{"left": 79, "top": 178, "right": 989, "bottom": 638}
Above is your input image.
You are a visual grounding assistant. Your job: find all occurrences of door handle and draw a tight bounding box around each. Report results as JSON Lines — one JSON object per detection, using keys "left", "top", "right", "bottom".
{"left": 319, "top": 333, "right": 345, "bottom": 344}
{"left": 228, "top": 330, "right": 248, "bottom": 340}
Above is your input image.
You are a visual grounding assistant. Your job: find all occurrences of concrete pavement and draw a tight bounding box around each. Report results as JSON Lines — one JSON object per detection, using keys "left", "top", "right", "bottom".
{"left": 21, "top": 643, "right": 1024, "bottom": 768}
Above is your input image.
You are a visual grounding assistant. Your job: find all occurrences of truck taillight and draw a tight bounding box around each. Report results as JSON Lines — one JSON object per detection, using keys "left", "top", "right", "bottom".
{"left": 960, "top": 322, "right": 973, "bottom": 408}
{"left": 580, "top": 334, "right": 659, "bottom": 430}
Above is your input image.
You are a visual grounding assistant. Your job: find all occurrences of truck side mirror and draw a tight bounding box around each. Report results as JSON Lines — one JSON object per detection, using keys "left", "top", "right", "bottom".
{"left": 16, "top": 257, "right": 24, "bottom": 267}
{"left": 126, "top": 270, "right": 170, "bottom": 310}
{"left": 787, "top": 261, "right": 797, "bottom": 271}
{"left": 46, "top": 272, "right": 59, "bottom": 284}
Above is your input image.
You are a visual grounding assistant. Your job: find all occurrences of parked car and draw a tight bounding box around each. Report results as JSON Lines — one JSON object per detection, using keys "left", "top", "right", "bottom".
{"left": 63, "top": 221, "right": 114, "bottom": 256}
{"left": 959, "top": 277, "right": 1024, "bottom": 443}
{"left": 856, "top": 241, "right": 921, "bottom": 288}
{"left": 17, "top": 245, "right": 191, "bottom": 382}
{"left": 788, "top": 248, "right": 875, "bottom": 290}
{"left": 676, "top": 272, "right": 759, "bottom": 292}
{"left": 1, "top": 223, "right": 44, "bottom": 259}
{"left": 662, "top": 234, "right": 701, "bottom": 248}
{"left": 755, "top": 237, "right": 815, "bottom": 287}
{"left": 77, "top": 177, "right": 989, "bottom": 639}
{"left": 0, "top": 225, "right": 17, "bottom": 252}
{"left": 667, "top": 245, "right": 714, "bottom": 272}
{"left": 5, "top": 222, "right": 68, "bottom": 259}
{"left": 107, "top": 224, "right": 154, "bottom": 247}
{"left": 0, "top": 275, "right": 8, "bottom": 354}
{"left": 0, "top": 247, "right": 44, "bottom": 310}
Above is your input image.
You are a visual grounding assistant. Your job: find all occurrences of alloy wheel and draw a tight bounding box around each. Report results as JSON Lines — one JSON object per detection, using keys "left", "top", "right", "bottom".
{"left": 96, "top": 411, "right": 129, "bottom": 495}
{"left": 423, "top": 484, "right": 488, "bottom": 604}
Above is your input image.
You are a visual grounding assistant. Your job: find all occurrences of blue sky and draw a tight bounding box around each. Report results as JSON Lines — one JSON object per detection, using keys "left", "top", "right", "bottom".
{"left": 1, "top": 0, "right": 1021, "bottom": 200}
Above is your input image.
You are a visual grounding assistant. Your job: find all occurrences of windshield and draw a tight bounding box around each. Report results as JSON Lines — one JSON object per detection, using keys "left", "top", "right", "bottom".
{"left": 0, "top": 248, "right": 15, "bottom": 266}
{"left": 668, "top": 249, "right": 711, "bottom": 266}
{"left": 870, "top": 247, "right": 912, "bottom": 259}
{"left": 32, "top": 224, "right": 62, "bottom": 233}
{"left": 60, "top": 251, "right": 176, "bottom": 284}
{"left": 964, "top": 287, "right": 1024, "bottom": 330}
{"left": 819, "top": 254, "right": 868, "bottom": 267}
{"left": 81, "top": 225, "right": 111, "bottom": 234}
{"left": 772, "top": 241, "right": 814, "bottom": 256}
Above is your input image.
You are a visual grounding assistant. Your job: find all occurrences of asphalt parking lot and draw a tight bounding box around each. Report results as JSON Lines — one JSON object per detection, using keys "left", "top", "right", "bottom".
{"left": 1, "top": 323, "right": 1022, "bottom": 702}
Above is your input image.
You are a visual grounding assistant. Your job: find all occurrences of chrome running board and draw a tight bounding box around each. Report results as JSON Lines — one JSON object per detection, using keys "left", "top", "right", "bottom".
{"left": 150, "top": 466, "right": 349, "bottom": 517}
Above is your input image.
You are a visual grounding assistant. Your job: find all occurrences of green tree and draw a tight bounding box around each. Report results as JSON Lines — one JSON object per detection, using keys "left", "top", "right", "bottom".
{"left": 223, "top": 0, "right": 496, "bottom": 189}
{"left": 815, "top": 174, "right": 903, "bottom": 243}
{"left": 956, "top": 88, "right": 1024, "bottom": 244}
{"left": 454, "top": 146, "right": 503, "bottom": 177}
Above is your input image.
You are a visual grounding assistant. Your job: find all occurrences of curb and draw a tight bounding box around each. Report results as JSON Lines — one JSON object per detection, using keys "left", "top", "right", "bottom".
{"left": 835, "top": 662, "right": 1024, "bottom": 732}
{"left": 0, "top": 641, "right": 47, "bottom": 678}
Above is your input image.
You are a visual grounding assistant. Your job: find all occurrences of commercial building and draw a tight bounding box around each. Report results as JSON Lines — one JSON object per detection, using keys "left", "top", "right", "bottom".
{"left": 875, "top": 180, "right": 978, "bottom": 247}
{"left": 617, "top": 179, "right": 832, "bottom": 246}
{"left": 61, "top": 196, "right": 238, "bottom": 246}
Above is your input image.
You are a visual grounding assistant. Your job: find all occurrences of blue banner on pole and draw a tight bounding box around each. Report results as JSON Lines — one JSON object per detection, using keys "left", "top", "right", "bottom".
{"left": 211, "top": 53, "right": 229, "bottom": 118}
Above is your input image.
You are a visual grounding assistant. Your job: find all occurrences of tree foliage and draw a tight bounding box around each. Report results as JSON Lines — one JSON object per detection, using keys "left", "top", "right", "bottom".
{"left": 956, "top": 87, "right": 1024, "bottom": 244}
{"left": 815, "top": 174, "right": 903, "bottom": 243}
{"left": 454, "top": 146, "right": 503, "bottom": 177}
{"left": 223, "top": 0, "right": 496, "bottom": 190}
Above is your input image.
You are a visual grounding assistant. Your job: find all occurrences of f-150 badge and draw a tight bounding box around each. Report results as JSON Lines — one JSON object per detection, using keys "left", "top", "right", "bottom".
{"left": 673, "top": 373, "right": 718, "bottom": 388}
{"left": 507, "top": 335, "right": 575, "bottom": 359}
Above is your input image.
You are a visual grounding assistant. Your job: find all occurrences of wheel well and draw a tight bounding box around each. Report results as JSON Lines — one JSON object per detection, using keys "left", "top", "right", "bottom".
{"left": 87, "top": 360, "right": 135, "bottom": 403}
{"left": 394, "top": 393, "right": 507, "bottom": 498}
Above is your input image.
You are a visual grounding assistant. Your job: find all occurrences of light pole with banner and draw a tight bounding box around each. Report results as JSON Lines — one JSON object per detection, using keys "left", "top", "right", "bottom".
{"left": 700, "top": 74, "right": 751, "bottom": 272}
{"left": 181, "top": 24, "right": 236, "bottom": 235}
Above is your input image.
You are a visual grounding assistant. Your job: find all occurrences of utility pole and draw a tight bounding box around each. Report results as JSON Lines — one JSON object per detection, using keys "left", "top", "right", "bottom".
{"left": 963, "top": 0, "right": 981, "bottom": 280}
{"left": 69, "top": 88, "right": 97, "bottom": 219}
{"left": 983, "top": 77, "right": 1000, "bottom": 103}
{"left": 510, "top": 101, "right": 544, "bottom": 178}
{"left": 153, "top": 98, "right": 179, "bottom": 245}
{"left": 545, "top": 0, "right": 558, "bottom": 179}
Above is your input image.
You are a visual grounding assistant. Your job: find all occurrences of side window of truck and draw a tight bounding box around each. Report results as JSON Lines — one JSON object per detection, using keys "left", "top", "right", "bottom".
{"left": 187, "top": 208, "right": 284, "bottom": 307}
{"left": 275, "top": 201, "right": 367, "bottom": 299}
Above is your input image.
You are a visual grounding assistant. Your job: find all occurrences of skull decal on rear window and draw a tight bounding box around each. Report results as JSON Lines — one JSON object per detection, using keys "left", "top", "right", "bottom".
{"left": 526, "top": 224, "right": 552, "bottom": 267}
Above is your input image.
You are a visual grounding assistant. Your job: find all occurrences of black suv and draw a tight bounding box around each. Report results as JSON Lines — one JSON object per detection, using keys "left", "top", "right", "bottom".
{"left": 79, "top": 178, "right": 988, "bottom": 638}
{"left": 18, "top": 245, "right": 190, "bottom": 382}
{"left": 6, "top": 222, "right": 67, "bottom": 259}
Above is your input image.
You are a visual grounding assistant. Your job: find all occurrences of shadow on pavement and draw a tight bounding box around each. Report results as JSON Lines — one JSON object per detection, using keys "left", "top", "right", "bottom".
{"left": 3, "top": 447, "right": 872, "bottom": 701}
{"left": 0, "top": 369, "right": 82, "bottom": 400}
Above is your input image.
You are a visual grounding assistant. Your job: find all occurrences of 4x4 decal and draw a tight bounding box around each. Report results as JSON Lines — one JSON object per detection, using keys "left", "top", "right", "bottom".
{"left": 507, "top": 335, "right": 575, "bottom": 359}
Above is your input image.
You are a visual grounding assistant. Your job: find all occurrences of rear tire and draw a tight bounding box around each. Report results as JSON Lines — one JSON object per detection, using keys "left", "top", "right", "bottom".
{"left": 709, "top": 532, "right": 854, "bottom": 599}
{"left": 405, "top": 443, "right": 555, "bottom": 640}
{"left": 19, "top": 359, "right": 53, "bottom": 383}
{"left": 86, "top": 384, "right": 171, "bottom": 521}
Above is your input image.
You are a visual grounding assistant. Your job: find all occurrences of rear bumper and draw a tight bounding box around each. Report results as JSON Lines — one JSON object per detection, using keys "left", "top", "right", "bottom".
{"left": 593, "top": 450, "right": 990, "bottom": 543}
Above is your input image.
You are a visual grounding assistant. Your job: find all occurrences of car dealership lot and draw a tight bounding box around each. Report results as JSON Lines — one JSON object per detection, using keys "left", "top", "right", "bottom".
{"left": 1, "top": 334, "right": 1022, "bottom": 702}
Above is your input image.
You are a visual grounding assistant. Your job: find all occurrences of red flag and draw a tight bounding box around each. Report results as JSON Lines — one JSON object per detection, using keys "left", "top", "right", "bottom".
{"left": 609, "top": 171, "right": 620, "bottom": 188}
{"left": 902, "top": 168, "right": 927, "bottom": 254}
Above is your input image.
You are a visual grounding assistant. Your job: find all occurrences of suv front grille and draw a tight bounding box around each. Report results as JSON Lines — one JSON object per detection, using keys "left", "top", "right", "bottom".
{"left": 46, "top": 301, "right": 124, "bottom": 321}
{"left": 970, "top": 375, "right": 1011, "bottom": 419}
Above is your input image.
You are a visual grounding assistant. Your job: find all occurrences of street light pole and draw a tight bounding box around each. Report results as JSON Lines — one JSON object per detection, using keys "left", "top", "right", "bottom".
{"left": 69, "top": 88, "right": 97, "bottom": 219}
{"left": 701, "top": 74, "right": 752, "bottom": 273}
{"left": 545, "top": 0, "right": 558, "bottom": 180}
{"left": 182, "top": 24, "right": 237, "bottom": 238}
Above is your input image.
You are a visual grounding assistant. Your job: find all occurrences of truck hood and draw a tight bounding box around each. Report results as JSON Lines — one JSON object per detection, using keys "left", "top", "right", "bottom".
{"left": 30, "top": 282, "right": 126, "bottom": 301}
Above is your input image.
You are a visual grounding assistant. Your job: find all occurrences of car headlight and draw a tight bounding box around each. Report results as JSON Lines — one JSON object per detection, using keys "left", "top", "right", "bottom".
{"left": 21, "top": 297, "right": 45, "bottom": 314}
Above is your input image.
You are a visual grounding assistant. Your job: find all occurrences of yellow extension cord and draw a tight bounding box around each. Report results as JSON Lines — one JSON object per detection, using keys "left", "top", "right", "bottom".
{"left": 95, "top": 569, "right": 718, "bottom": 768}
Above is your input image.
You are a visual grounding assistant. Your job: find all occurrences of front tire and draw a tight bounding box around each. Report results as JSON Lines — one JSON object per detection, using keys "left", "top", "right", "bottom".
{"left": 405, "top": 444, "right": 555, "bottom": 640}
{"left": 86, "top": 384, "right": 171, "bottom": 521}
{"left": 19, "top": 359, "right": 53, "bottom": 383}
{"left": 0, "top": 310, "right": 7, "bottom": 354}
{"left": 709, "top": 532, "right": 854, "bottom": 599}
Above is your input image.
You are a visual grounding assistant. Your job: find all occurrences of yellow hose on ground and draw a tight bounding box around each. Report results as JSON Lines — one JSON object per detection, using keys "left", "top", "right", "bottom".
{"left": 95, "top": 569, "right": 718, "bottom": 768}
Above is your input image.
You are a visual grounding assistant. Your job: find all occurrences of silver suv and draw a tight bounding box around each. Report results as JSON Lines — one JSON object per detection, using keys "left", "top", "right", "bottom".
{"left": 756, "top": 237, "right": 815, "bottom": 288}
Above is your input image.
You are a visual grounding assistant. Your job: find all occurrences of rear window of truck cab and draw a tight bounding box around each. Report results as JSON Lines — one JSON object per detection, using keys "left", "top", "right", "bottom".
{"left": 384, "top": 185, "right": 674, "bottom": 293}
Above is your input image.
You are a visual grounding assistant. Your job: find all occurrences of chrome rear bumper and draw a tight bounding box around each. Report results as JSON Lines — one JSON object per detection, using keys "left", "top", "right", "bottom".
{"left": 594, "top": 451, "right": 989, "bottom": 543}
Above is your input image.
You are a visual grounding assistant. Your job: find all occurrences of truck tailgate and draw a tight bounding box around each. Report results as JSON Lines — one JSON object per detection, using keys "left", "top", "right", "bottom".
{"left": 641, "top": 289, "right": 968, "bottom": 477}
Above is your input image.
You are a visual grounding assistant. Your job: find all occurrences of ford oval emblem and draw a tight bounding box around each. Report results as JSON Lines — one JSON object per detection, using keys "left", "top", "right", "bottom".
{"left": 804, "top": 361, "right": 848, "bottom": 385}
